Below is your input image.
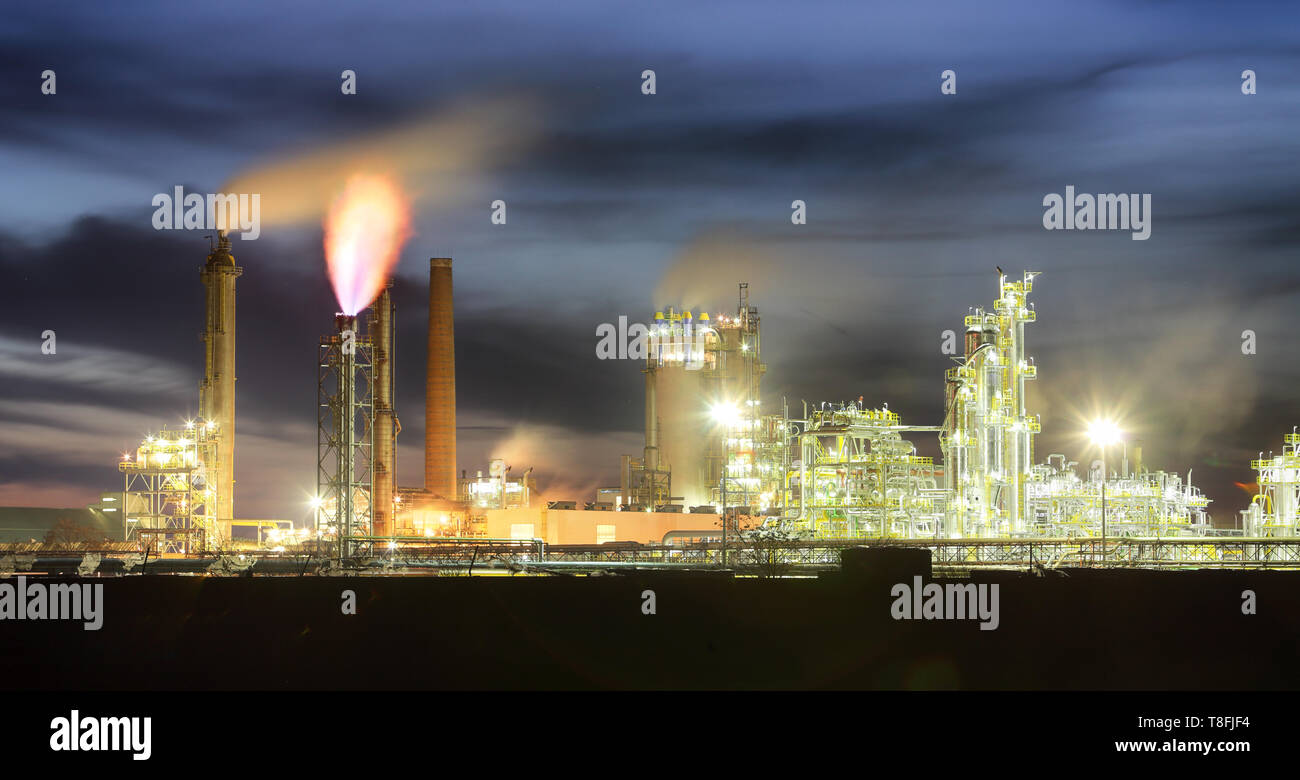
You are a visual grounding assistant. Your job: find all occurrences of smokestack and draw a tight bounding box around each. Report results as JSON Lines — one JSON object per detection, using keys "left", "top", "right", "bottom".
{"left": 425, "top": 258, "right": 456, "bottom": 499}
{"left": 371, "top": 287, "right": 395, "bottom": 536}
{"left": 199, "top": 231, "right": 241, "bottom": 544}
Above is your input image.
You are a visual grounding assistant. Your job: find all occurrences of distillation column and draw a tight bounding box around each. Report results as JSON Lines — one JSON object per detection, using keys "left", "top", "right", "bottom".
{"left": 199, "top": 231, "right": 241, "bottom": 543}
{"left": 942, "top": 271, "right": 1038, "bottom": 537}
{"left": 644, "top": 366, "right": 659, "bottom": 472}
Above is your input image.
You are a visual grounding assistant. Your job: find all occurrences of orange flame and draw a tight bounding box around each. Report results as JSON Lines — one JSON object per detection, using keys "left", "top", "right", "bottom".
{"left": 323, "top": 174, "right": 413, "bottom": 315}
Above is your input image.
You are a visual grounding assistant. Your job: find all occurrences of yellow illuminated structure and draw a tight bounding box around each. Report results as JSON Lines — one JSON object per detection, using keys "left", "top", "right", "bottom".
{"left": 119, "top": 419, "right": 222, "bottom": 554}
{"left": 627, "top": 271, "right": 1222, "bottom": 546}
{"left": 781, "top": 404, "right": 943, "bottom": 538}
{"left": 1242, "top": 431, "right": 1300, "bottom": 536}
{"left": 625, "top": 283, "right": 765, "bottom": 509}
{"left": 199, "top": 231, "right": 241, "bottom": 531}
{"left": 459, "top": 459, "right": 535, "bottom": 510}
{"left": 1026, "top": 454, "right": 1210, "bottom": 537}
{"left": 941, "top": 271, "right": 1040, "bottom": 537}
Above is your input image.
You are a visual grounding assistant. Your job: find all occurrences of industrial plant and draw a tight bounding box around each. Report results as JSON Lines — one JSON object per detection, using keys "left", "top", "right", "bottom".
{"left": 47, "top": 211, "right": 1292, "bottom": 577}
{"left": 11, "top": 0, "right": 1300, "bottom": 746}
{"left": 618, "top": 270, "right": 1225, "bottom": 549}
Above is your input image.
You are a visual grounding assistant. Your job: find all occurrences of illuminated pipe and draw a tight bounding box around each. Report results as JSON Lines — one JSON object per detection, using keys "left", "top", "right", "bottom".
{"left": 662, "top": 530, "right": 722, "bottom": 544}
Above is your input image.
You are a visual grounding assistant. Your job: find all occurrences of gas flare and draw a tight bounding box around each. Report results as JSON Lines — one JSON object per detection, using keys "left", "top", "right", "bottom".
{"left": 323, "top": 174, "right": 412, "bottom": 315}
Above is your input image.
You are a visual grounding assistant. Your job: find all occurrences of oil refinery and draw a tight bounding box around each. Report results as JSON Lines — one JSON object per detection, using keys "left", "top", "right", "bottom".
{"left": 30, "top": 221, "right": 1290, "bottom": 577}
{"left": 8, "top": 216, "right": 1300, "bottom": 738}
{"left": 12, "top": 0, "right": 1300, "bottom": 753}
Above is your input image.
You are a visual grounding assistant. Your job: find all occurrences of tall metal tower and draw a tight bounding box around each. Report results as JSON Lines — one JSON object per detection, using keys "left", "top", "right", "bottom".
{"left": 318, "top": 315, "right": 375, "bottom": 558}
{"left": 942, "top": 270, "right": 1040, "bottom": 537}
{"left": 199, "top": 230, "right": 241, "bottom": 543}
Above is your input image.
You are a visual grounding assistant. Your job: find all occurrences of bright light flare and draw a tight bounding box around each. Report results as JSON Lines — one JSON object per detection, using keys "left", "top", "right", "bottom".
{"left": 323, "top": 174, "right": 413, "bottom": 315}
{"left": 710, "top": 401, "right": 741, "bottom": 428}
{"left": 1087, "top": 419, "right": 1122, "bottom": 447}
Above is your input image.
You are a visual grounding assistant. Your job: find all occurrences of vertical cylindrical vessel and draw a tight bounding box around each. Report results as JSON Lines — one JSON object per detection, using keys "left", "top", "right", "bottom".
{"left": 643, "top": 366, "right": 658, "bottom": 470}
{"left": 425, "top": 258, "right": 457, "bottom": 499}
{"left": 335, "top": 313, "right": 358, "bottom": 556}
{"left": 372, "top": 288, "right": 395, "bottom": 537}
{"left": 655, "top": 361, "right": 711, "bottom": 505}
{"left": 199, "top": 231, "right": 241, "bottom": 545}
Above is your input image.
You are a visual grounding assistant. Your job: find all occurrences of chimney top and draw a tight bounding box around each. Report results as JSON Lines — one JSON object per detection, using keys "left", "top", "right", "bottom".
{"left": 206, "top": 230, "right": 236, "bottom": 268}
{"left": 431, "top": 257, "right": 452, "bottom": 268}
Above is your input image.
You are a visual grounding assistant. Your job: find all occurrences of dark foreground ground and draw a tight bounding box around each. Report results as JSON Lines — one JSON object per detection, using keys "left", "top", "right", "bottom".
{"left": 2, "top": 553, "right": 1296, "bottom": 690}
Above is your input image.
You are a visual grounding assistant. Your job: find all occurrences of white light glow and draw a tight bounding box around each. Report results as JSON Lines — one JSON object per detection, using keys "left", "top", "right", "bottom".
{"left": 1087, "top": 420, "right": 1122, "bottom": 447}
{"left": 709, "top": 401, "right": 741, "bottom": 428}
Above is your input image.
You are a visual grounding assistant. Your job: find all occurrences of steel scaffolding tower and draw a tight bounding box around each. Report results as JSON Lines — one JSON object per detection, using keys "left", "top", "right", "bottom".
{"left": 318, "top": 315, "right": 375, "bottom": 558}
{"left": 120, "top": 420, "right": 222, "bottom": 555}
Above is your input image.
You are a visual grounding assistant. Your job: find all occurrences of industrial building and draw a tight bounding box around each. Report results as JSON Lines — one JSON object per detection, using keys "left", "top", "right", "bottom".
{"left": 941, "top": 271, "right": 1039, "bottom": 536}
{"left": 119, "top": 420, "right": 223, "bottom": 553}
{"left": 621, "top": 283, "right": 765, "bottom": 510}
{"left": 777, "top": 404, "right": 944, "bottom": 539}
{"left": 461, "top": 460, "right": 535, "bottom": 511}
{"left": 753, "top": 272, "right": 1213, "bottom": 541}
{"left": 600, "top": 270, "right": 1218, "bottom": 544}
{"left": 1241, "top": 431, "right": 1300, "bottom": 536}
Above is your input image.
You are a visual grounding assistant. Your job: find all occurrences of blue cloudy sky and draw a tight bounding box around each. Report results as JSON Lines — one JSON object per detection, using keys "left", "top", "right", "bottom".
{"left": 1, "top": 0, "right": 1298, "bottom": 522}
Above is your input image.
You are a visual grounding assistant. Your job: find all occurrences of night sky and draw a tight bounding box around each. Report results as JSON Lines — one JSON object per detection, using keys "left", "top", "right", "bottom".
{"left": 2, "top": 1, "right": 1298, "bottom": 525}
